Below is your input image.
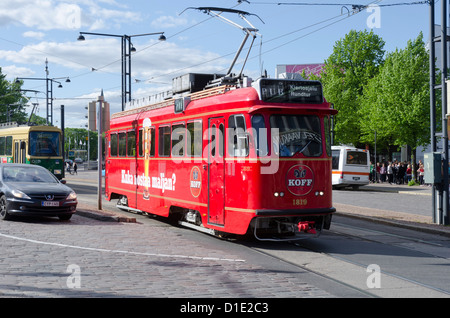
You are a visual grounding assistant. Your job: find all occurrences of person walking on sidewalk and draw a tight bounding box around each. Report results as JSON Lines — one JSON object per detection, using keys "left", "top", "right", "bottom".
{"left": 387, "top": 162, "right": 394, "bottom": 184}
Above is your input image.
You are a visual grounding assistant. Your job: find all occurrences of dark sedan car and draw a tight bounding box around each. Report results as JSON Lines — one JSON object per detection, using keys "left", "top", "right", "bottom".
{"left": 0, "top": 164, "right": 77, "bottom": 221}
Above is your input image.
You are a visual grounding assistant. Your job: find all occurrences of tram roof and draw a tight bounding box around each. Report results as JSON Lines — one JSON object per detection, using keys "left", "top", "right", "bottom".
{"left": 114, "top": 77, "right": 333, "bottom": 120}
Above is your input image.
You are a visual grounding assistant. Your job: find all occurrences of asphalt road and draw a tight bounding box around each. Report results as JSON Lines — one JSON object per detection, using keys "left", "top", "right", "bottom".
{"left": 333, "top": 186, "right": 431, "bottom": 218}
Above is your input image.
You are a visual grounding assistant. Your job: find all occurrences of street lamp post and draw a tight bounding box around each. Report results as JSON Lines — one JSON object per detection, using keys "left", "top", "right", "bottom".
{"left": 77, "top": 31, "right": 166, "bottom": 111}
{"left": 16, "top": 59, "right": 70, "bottom": 125}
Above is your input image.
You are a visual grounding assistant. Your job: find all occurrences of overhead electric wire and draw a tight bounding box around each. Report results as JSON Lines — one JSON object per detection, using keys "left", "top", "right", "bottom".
{"left": 131, "top": 2, "right": 365, "bottom": 86}
{"left": 248, "top": 1, "right": 429, "bottom": 7}
{"left": 3, "top": 0, "right": 430, "bottom": 103}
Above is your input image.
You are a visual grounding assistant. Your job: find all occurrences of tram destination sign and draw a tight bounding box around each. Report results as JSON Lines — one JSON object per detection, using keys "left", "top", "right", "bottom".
{"left": 174, "top": 96, "right": 191, "bottom": 114}
{"left": 257, "top": 79, "right": 323, "bottom": 104}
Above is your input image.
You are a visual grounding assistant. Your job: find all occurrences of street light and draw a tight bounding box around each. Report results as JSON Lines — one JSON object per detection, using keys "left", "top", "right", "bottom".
{"left": 15, "top": 59, "right": 70, "bottom": 125}
{"left": 77, "top": 31, "right": 166, "bottom": 111}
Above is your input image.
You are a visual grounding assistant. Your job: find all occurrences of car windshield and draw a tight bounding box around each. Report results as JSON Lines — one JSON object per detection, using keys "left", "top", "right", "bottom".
{"left": 29, "top": 131, "right": 61, "bottom": 156}
{"left": 2, "top": 166, "right": 58, "bottom": 183}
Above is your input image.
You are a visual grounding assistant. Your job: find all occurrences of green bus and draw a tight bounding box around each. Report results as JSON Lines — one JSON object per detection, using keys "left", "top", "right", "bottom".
{"left": 0, "top": 123, "right": 64, "bottom": 179}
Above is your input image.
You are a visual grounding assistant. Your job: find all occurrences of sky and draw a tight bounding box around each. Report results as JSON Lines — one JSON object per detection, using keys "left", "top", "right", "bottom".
{"left": 0, "top": 0, "right": 435, "bottom": 128}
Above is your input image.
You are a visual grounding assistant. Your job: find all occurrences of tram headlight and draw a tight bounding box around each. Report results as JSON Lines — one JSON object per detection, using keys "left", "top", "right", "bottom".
{"left": 274, "top": 192, "right": 279, "bottom": 197}
{"left": 314, "top": 191, "right": 324, "bottom": 196}
{"left": 274, "top": 192, "right": 285, "bottom": 197}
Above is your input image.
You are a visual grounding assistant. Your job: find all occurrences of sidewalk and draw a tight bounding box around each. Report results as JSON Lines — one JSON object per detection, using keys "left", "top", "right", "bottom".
{"left": 360, "top": 182, "right": 432, "bottom": 196}
{"left": 65, "top": 169, "right": 450, "bottom": 237}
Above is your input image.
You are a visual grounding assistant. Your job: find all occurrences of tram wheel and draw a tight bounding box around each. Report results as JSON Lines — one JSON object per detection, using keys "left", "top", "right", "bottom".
{"left": 117, "top": 195, "right": 128, "bottom": 211}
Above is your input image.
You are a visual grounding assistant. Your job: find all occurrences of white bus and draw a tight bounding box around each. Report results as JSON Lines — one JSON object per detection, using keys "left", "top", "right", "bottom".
{"left": 332, "top": 146, "right": 370, "bottom": 189}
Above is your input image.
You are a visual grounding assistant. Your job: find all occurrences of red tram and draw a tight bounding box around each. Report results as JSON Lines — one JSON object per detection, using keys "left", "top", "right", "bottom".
{"left": 104, "top": 75, "right": 337, "bottom": 240}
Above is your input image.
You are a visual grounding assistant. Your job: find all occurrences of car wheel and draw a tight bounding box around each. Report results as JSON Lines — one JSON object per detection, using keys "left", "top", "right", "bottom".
{"left": 0, "top": 195, "right": 11, "bottom": 221}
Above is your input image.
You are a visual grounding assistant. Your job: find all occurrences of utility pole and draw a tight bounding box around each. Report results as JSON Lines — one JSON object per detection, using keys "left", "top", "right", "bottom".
{"left": 97, "top": 90, "right": 103, "bottom": 210}
{"left": 429, "top": 0, "right": 449, "bottom": 225}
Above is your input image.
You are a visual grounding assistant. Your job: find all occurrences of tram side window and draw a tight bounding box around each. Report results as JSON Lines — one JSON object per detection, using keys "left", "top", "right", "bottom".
{"left": 172, "top": 123, "right": 185, "bottom": 157}
{"left": 138, "top": 129, "right": 143, "bottom": 157}
{"left": 251, "top": 115, "right": 268, "bottom": 156}
{"left": 110, "top": 133, "right": 118, "bottom": 157}
{"left": 127, "top": 130, "right": 136, "bottom": 157}
{"left": 0, "top": 136, "right": 11, "bottom": 156}
{"left": 0, "top": 137, "right": 5, "bottom": 156}
{"left": 228, "top": 114, "right": 249, "bottom": 157}
{"left": 138, "top": 128, "right": 155, "bottom": 157}
{"left": 118, "top": 132, "right": 127, "bottom": 157}
{"left": 5, "top": 136, "right": 12, "bottom": 156}
{"left": 187, "top": 121, "right": 202, "bottom": 157}
{"left": 159, "top": 126, "right": 171, "bottom": 157}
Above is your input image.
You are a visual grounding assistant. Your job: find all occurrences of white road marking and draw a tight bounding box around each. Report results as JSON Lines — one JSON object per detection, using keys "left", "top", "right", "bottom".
{"left": 0, "top": 232, "right": 246, "bottom": 263}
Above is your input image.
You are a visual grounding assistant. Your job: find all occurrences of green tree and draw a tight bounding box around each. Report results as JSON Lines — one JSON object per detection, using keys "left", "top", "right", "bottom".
{"left": 65, "top": 128, "right": 98, "bottom": 160}
{"left": 320, "top": 30, "right": 385, "bottom": 146}
{"left": 28, "top": 113, "right": 48, "bottom": 125}
{"left": 0, "top": 68, "right": 28, "bottom": 124}
{"left": 360, "top": 33, "right": 430, "bottom": 170}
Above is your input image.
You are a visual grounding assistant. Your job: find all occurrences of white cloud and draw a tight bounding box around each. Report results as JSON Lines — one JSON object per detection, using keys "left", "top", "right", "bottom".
{"left": 2, "top": 65, "right": 35, "bottom": 79}
{"left": 151, "top": 15, "right": 188, "bottom": 29}
{"left": 0, "top": 38, "right": 228, "bottom": 81}
{"left": 0, "top": 1, "right": 82, "bottom": 30}
{"left": 0, "top": 0, "right": 140, "bottom": 31}
{"left": 22, "top": 31, "right": 46, "bottom": 40}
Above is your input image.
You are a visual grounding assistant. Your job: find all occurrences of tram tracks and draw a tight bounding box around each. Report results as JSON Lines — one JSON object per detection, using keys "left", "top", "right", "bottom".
{"left": 249, "top": 217, "right": 450, "bottom": 298}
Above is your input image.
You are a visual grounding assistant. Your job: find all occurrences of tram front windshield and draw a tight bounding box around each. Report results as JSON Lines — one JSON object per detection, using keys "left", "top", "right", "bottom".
{"left": 270, "top": 115, "right": 322, "bottom": 157}
{"left": 29, "top": 131, "right": 61, "bottom": 156}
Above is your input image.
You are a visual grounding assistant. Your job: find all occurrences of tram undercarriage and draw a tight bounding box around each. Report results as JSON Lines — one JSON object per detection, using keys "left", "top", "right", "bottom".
{"left": 250, "top": 214, "right": 332, "bottom": 241}
{"left": 115, "top": 195, "right": 333, "bottom": 241}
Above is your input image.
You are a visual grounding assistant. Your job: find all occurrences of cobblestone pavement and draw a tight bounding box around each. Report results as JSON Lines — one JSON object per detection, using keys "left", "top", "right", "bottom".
{"left": 0, "top": 213, "right": 333, "bottom": 298}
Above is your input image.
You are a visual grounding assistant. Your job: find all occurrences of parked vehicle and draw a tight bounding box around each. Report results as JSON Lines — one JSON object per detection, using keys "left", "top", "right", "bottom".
{"left": 0, "top": 163, "right": 77, "bottom": 220}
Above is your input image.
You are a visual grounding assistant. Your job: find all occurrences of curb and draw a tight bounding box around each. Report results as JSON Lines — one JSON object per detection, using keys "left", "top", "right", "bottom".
{"left": 335, "top": 210, "right": 450, "bottom": 238}
{"left": 76, "top": 205, "right": 136, "bottom": 223}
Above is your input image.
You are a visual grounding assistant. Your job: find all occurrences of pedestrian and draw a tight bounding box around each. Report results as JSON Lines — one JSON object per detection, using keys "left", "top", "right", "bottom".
{"left": 376, "top": 162, "right": 381, "bottom": 183}
{"left": 406, "top": 164, "right": 412, "bottom": 183}
{"left": 387, "top": 162, "right": 394, "bottom": 184}
{"left": 417, "top": 164, "right": 424, "bottom": 185}
{"left": 380, "top": 163, "right": 386, "bottom": 183}
{"left": 73, "top": 162, "right": 78, "bottom": 175}
{"left": 370, "top": 162, "right": 374, "bottom": 183}
{"left": 397, "top": 162, "right": 406, "bottom": 185}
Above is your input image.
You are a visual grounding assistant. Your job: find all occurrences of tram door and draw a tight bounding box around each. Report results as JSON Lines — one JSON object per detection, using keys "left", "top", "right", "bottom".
{"left": 208, "top": 117, "right": 225, "bottom": 225}
{"left": 14, "top": 141, "right": 26, "bottom": 163}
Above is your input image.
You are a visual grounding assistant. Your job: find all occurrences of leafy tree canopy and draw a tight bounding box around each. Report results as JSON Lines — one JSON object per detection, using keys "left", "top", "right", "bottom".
{"left": 320, "top": 30, "right": 386, "bottom": 146}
